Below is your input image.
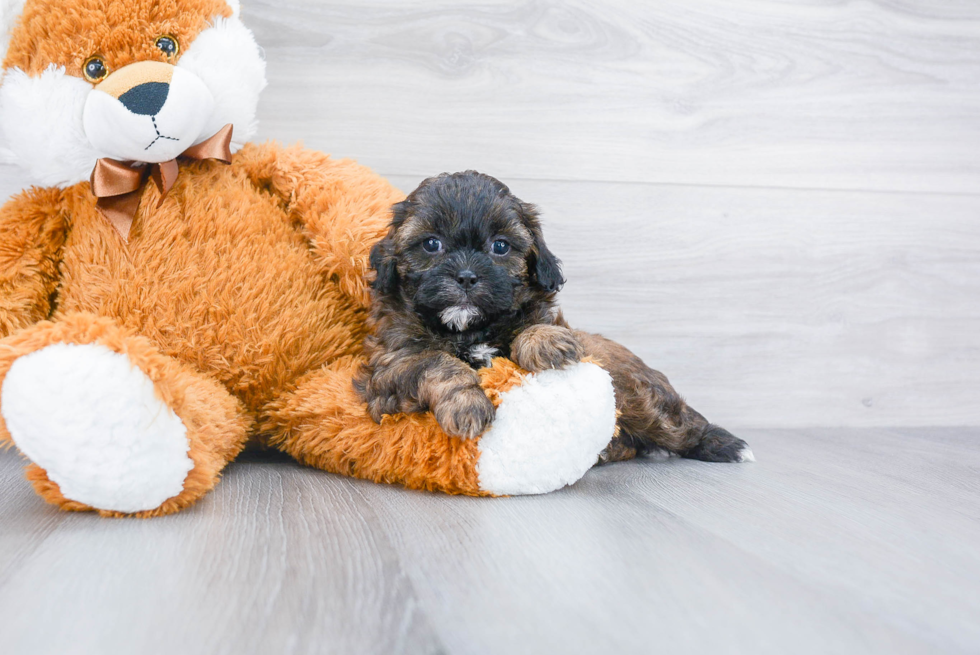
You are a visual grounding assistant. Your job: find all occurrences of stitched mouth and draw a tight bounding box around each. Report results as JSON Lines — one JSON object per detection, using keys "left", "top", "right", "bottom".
{"left": 145, "top": 116, "right": 180, "bottom": 151}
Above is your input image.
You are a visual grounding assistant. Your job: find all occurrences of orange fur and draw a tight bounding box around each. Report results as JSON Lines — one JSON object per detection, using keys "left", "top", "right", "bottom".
{"left": 4, "top": 0, "right": 231, "bottom": 76}
{"left": 263, "top": 356, "right": 488, "bottom": 496}
{"left": 0, "top": 313, "right": 254, "bottom": 515}
{"left": 479, "top": 358, "right": 529, "bottom": 408}
{"left": 0, "top": 0, "right": 576, "bottom": 515}
{"left": 0, "top": 187, "right": 69, "bottom": 337}
{"left": 0, "top": 141, "right": 546, "bottom": 513}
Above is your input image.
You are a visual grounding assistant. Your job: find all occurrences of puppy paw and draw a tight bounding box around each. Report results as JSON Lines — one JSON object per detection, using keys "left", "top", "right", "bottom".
{"left": 365, "top": 391, "right": 403, "bottom": 423}
{"left": 434, "top": 386, "right": 496, "bottom": 439}
{"left": 511, "top": 325, "right": 584, "bottom": 373}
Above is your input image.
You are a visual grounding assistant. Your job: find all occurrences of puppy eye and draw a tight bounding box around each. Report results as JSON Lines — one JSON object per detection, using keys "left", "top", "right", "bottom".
{"left": 490, "top": 239, "right": 511, "bottom": 256}
{"left": 155, "top": 35, "right": 180, "bottom": 58}
{"left": 82, "top": 56, "right": 109, "bottom": 83}
{"left": 422, "top": 237, "right": 443, "bottom": 253}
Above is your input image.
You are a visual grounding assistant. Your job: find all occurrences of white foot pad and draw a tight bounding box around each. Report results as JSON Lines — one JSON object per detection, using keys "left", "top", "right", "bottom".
{"left": 477, "top": 361, "right": 616, "bottom": 495}
{"left": 1, "top": 343, "right": 193, "bottom": 513}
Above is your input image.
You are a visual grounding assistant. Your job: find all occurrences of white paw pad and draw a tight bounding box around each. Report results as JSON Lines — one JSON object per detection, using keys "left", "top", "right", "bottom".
{"left": 477, "top": 362, "right": 617, "bottom": 495}
{"left": 1, "top": 343, "right": 193, "bottom": 513}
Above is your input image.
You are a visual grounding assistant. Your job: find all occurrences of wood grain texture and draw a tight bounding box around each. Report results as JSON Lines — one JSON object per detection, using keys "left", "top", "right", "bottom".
{"left": 1, "top": 3, "right": 978, "bottom": 653}
{"left": 1, "top": 165, "right": 976, "bottom": 428}
{"left": 387, "top": 174, "right": 980, "bottom": 428}
{"left": 244, "top": 0, "right": 980, "bottom": 194}
{"left": 3, "top": 0, "right": 978, "bottom": 428}
{"left": 0, "top": 450, "right": 443, "bottom": 655}
{"left": 1, "top": 429, "right": 978, "bottom": 654}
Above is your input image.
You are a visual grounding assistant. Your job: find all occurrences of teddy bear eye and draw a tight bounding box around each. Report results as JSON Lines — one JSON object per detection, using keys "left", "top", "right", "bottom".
{"left": 155, "top": 35, "right": 179, "bottom": 58}
{"left": 490, "top": 239, "right": 511, "bottom": 256}
{"left": 422, "top": 237, "right": 443, "bottom": 253}
{"left": 82, "top": 56, "right": 109, "bottom": 83}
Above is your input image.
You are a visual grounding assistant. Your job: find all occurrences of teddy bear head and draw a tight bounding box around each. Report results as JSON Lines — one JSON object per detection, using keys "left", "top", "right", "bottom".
{"left": 0, "top": 0, "right": 266, "bottom": 187}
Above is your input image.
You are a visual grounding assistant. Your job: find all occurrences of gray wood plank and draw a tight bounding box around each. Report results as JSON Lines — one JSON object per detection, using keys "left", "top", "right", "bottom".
{"left": 0, "top": 451, "right": 69, "bottom": 587}
{"left": 1, "top": 1, "right": 978, "bottom": 652}
{"left": 385, "top": 175, "right": 980, "bottom": 429}
{"left": 2, "top": 429, "right": 979, "bottom": 654}
{"left": 0, "top": 452, "right": 443, "bottom": 655}
{"left": 2, "top": 164, "right": 976, "bottom": 428}
{"left": 353, "top": 471, "right": 935, "bottom": 655}
{"left": 1, "top": 0, "right": 978, "bottom": 429}
{"left": 245, "top": 0, "right": 980, "bottom": 194}
{"left": 596, "top": 428, "right": 980, "bottom": 653}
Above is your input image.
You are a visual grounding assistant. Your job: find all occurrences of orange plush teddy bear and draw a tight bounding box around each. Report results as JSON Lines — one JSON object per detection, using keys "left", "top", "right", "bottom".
{"left": 0, "top": 0, "right": 617, "bottom": 516}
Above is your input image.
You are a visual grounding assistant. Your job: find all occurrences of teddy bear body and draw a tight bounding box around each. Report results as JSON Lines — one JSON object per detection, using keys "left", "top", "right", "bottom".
{"left": 30, "top": 149, "right": 391, "bottom": 414}
{"left": 0, "top": 0, "right": 618, "bottom": 517}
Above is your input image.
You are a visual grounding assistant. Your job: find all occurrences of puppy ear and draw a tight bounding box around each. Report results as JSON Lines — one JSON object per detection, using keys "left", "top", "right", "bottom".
{"left": 520, "top": 202, "right": 565, "bottom": 293}
{"left": 532, "top": 234, "right": 565, "bottom": 293}
{"left": 370, "top": 200, "right": 411, "bottom": 294}
{"left": 369, "top": 235, "right": 398, "bottom": 295}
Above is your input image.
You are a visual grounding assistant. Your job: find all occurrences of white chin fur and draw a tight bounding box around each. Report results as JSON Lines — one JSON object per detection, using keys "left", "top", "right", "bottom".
{"left": 83, "top": 68, "right": 215, "bottom": 163}
{"left": 468, "top": 343, "right": 499, "bottom": 367}
{"left": 0, "top": 13, "right": 266, "bottom": 186}
{"left": 440, "top": 305, "right": 482, "bottom": 332}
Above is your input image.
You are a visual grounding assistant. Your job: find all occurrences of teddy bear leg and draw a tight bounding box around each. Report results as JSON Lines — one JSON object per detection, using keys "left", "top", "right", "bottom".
{"left": 0, "top": 314, "right": 253, "bottom": 517}
{"left": 262, "top": 356, "right": 617, "bottom": 496}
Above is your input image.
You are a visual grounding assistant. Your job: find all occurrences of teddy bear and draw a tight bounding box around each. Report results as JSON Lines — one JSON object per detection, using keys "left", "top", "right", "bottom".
{"left": 0, "top": 0, "right": 617, "bottom": 516}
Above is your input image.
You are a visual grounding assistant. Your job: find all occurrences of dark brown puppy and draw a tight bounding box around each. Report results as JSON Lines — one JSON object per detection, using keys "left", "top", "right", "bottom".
{"left": 356, "top": 171, "right": 753, "bottom": 464}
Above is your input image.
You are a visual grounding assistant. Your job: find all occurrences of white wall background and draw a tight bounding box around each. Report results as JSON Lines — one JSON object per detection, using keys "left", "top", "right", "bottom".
{"left": 1, "top": 0, "right": 977, "bottom": 427}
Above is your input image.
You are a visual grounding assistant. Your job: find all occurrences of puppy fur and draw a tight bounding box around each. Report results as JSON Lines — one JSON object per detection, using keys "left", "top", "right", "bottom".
{"left": 356, "top": 171, "right": 751, "bottom": 463}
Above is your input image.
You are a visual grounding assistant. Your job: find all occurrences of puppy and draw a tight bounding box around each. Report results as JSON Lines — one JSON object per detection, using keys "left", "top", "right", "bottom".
{"left": 356, "top": 171, "right": 752, "bottom": 464}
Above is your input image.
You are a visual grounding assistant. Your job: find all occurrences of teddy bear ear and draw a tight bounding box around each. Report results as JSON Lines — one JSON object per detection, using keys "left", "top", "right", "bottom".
{"left": 0, "top": 0, "right": 26, "bottom": 65}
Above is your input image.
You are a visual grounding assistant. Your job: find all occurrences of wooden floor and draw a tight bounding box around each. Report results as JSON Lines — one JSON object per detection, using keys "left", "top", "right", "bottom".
{"left": 0, "top": 428, "right": 977, "bottom": 654}
{"left": 1, "top": 1, "right": 978, "bottom": 653}
{"left": 3, "top": 0, "right": 979, "bottom": 428}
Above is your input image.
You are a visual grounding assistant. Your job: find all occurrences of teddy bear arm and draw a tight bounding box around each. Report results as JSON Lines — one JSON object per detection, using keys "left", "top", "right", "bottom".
{"left": 0, "top": 188, "right": 69, "bottom": 340}
{"left": 235, "top": 142, "right": 406, "bottom": 308}
{"left": 264, "top": 355, "right": 617, "bottom": 497}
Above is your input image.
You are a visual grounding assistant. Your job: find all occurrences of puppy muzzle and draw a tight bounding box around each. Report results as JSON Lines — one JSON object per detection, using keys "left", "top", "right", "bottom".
{"left": 83, "top": 61, "right": 215, "bottom": 164}
{"left": 414, "top": 253, "right": 516, "bottom": 331}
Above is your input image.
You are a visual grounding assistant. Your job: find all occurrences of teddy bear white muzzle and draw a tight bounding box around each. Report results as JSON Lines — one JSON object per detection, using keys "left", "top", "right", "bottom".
{"left": 83, "top": 61, "right": 215, "bottom": 164}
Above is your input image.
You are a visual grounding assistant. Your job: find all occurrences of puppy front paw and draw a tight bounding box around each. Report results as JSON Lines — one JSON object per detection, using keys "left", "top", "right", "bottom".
{"left": 511, "top": 324, "right": 584, "bottom": 373}
{"left": 434, "top": 386, "right": 496, "bottom": 439}
{"left": 366, "top": 391, "right": 402, "bottom": 423}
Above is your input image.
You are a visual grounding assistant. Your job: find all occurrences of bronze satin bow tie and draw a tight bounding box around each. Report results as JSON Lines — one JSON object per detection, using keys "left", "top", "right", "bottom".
{"left": 89, "top": 123, "right": 234, "bottom": 241}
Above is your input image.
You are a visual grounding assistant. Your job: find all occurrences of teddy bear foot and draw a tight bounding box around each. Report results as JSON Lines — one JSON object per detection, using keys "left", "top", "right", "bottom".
{"left": 1, "top": 343, "right": 195, "bottom": 514}
{"left": 476, "top": 361, "right": 617, "bottom": 495}
{"left": 268, "top": 356, "right": 617, "bottom": 497}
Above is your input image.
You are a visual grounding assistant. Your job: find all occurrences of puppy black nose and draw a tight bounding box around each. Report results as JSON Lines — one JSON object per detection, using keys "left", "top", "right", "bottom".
{"left": 118, "top": 82, "right": 170, "bottom": 116}
{"left": 456, "top": 270, "right": 479, "bottom": 290}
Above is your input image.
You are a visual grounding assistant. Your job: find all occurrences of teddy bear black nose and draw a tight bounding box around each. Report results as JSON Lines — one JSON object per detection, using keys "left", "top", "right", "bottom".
{"left": 117, "top": 82, "right": 170, "bottom": 116}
